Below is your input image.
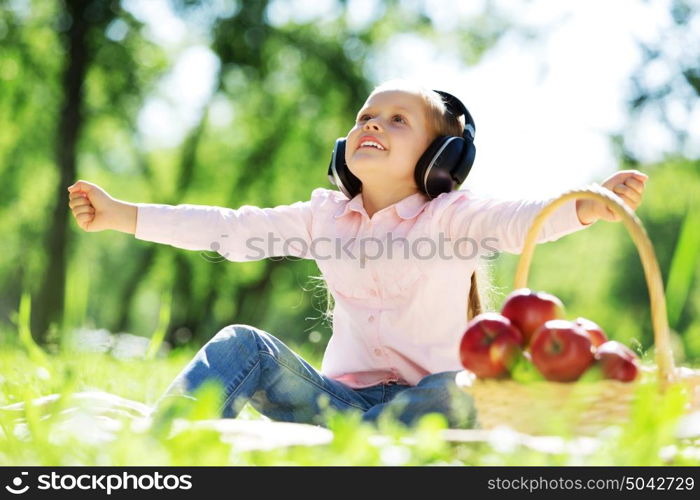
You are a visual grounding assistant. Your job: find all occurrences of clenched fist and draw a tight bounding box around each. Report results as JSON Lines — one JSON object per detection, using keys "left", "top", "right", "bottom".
{"left": 575, "top": 170, "right": 649, "bottom": 225}
{"left": 67, "top": 180, "right": 137, "bottom": 234}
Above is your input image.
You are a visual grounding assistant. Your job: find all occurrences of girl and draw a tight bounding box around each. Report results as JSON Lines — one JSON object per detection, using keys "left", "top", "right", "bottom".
{"left": 67, "top": 79, "right": 648, "bottom": 429}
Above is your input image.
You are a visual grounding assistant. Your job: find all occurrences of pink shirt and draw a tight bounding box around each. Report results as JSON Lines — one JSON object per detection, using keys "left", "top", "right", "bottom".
{"left": 134, "top": 188, "right": 590, "bottom": 389}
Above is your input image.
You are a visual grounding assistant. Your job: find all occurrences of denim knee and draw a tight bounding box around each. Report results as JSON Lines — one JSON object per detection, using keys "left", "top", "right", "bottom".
{"left": 423, "top": 371, "right": 477, "bottom": 428}
{"left": 203, "top": 324, "right": 261, "bottom": 374}
{"left": 393, "top": 371, "right": 477, "bottom": 429}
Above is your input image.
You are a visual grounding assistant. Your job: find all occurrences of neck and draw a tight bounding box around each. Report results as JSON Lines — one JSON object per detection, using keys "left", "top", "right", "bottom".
{"left": 361, "top": 184, "right": 420, "bottom": 218}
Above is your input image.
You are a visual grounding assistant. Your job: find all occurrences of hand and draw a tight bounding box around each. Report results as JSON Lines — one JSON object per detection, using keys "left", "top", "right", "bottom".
{"left": 576, "top": 170, "right": 649, "bottom": 224}
{"left": 67, "top": 180, "right": 121, "bottom": 232}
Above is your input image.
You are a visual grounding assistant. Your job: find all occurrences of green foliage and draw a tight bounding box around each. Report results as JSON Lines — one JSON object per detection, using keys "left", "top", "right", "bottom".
{"left": 666, "top": 207, "right": 700, "bottom": 329}
{"left": 16, "top": 291, "right": 50, "bottom": 369}
{"left": 145, "top": 288, "right": 172, "bottom": 360}
{"left": 510, "top": 352, "right": 546, "bottom": 383}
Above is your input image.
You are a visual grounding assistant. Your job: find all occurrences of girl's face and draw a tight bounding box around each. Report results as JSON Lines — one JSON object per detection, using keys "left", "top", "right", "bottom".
{"left": 345, "top": 90, "right": 433, "bottom": 192}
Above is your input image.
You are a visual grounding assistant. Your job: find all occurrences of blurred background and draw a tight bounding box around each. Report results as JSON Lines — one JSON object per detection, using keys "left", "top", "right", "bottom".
{"left": 1, "top": 0, "right": 699, "bottom": 372}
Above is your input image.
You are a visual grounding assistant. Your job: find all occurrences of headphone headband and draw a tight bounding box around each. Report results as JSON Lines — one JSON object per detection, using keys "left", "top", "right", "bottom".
{"left": 432, "top": 89, "right": 476, "bottom": 143}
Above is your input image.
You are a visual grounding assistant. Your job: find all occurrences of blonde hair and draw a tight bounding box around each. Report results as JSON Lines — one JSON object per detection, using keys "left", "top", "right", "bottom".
{"left": 316, "top": 79, "right": 489, "bottom": 330}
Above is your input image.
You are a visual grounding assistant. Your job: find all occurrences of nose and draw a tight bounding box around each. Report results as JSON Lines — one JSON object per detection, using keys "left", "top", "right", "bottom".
{"left": 363, "top": 117, "right": 382, "bottom": 131}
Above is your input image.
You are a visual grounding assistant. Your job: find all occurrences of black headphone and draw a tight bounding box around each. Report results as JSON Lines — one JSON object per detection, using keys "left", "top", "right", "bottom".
{"left": 327, "top": 90, "right": 476, "bottom": 200}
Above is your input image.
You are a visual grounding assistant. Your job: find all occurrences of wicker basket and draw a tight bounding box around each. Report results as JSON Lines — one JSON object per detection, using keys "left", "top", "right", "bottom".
{"left": 455, "top": 185, "right": 700, "bottom": 436}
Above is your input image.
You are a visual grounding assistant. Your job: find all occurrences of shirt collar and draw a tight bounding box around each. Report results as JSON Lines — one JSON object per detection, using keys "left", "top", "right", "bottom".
{"left": 333, "top": 191, "right": 430, "bottom": 220}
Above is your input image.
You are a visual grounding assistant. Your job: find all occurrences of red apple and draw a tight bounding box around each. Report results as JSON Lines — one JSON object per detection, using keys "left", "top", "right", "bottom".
{"left": 500, "top": 288, "right": 565, "bottom": 345}
{"left": 529, "top": 319, "right": 595, "bottom": 382}
{"left": 595, "top": 340, "right": 640, "bottom": 382}
{"left": 459, "top": 312, "right": 523, "bottom": 379}
{"left": 574, "top": 317, "right": 609, "bottom": 347}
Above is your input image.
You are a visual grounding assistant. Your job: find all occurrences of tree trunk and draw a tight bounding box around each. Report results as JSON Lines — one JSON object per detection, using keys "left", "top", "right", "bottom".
{"left": 33, "top": 0, "right": 91, "bottom": 343}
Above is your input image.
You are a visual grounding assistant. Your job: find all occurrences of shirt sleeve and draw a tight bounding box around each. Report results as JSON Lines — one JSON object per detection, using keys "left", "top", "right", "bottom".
{"left": 133, "top": 189, "right": 326, "bottom": 261}
{"left": 444, "top": 188, "right": 593, "bottom": 255}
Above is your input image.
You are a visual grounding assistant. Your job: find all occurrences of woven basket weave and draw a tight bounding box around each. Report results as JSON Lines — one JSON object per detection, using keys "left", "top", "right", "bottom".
{"left": 455, "top": 185, "right": 700, "bottom": 436}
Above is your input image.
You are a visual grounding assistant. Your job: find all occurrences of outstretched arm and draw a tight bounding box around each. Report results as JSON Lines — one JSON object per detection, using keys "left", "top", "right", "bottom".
{"left": 444, "top": 169, "right": 649, "bottom": 256}
{"left": 67, "top": 179, "right": 316, "bottom": 262}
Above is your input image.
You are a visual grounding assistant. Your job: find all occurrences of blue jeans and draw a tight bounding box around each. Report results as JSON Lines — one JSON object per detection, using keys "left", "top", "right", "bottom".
{"left": 154, "top": 324, "right": 477, "bottom": 429}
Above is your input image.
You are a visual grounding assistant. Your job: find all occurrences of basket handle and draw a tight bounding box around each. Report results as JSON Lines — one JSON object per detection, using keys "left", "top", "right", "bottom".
{"left": 513, "top": 185, "right": 677, "bottom": 388}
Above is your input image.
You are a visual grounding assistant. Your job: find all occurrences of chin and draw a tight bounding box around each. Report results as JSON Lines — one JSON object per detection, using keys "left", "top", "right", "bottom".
{"left": 347, "top": 159, "right": 376, "bottom": 175}
{"left": 349, "top": 154, "right": 387, "bottom": 167}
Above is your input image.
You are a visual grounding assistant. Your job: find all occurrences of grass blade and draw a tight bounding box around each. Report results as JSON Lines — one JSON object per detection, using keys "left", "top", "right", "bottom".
{"left": 665, "top": 207, "right": 700, "bottom": 329}
{"left": 146, "top": 288, "right": 172, "bottom": 360}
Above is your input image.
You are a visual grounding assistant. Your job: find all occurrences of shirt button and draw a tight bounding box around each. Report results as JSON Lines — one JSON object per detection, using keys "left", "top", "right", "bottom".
{"left": 373, "top": 348, "right": 382, "bottom": 356}
{"left": 368, "top": 315, "right": 375, "bottom": 323}
{"left": 369, "top": 289, "right": 377, "bottom": 296}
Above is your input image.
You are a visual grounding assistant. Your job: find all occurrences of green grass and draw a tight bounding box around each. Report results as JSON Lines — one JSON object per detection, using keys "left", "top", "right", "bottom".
{"left": 1, "top": 335, "right": 699, "bottom": 465}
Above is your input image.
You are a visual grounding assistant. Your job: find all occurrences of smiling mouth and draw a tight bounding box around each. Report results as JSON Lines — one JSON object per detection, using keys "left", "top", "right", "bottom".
{"left": 357, "top": 136, "right": 386, "bottom": 151}
{"left": 358, "top": 147, "right": 386, "bottom": 152}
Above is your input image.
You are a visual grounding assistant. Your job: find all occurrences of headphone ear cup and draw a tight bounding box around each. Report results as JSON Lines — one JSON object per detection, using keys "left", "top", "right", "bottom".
{"left": 327, "top": 138, "right": 362, "bottom": 199}
{"left": 416, "top": 137, "right": 471, "bottom": 199}
{"left": 451, "top": 141, "right": 476, "bottom": 187}
{"left": 414, "top": 137, "right": 448, "bottom": 197}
